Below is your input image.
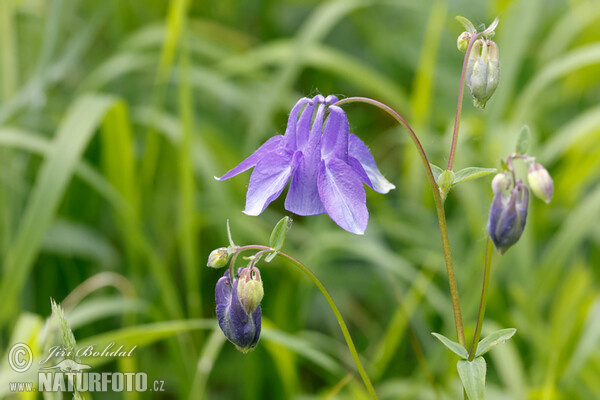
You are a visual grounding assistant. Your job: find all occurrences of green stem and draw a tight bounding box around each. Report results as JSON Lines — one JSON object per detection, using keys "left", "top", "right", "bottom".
{"left": 468, "top": 236, "right": 494, "bottom": 360}
{"left": 446, "top": 32, "right": 484, "bottom": 171}
{"left": 232, "top": 245, "right": 378, "bottom": 399}
{"left": 334, "top": 97, "right": 466, "bottom": 346}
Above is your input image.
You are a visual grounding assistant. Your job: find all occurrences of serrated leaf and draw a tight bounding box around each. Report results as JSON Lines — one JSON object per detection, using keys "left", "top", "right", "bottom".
{"left": 475, "top": 328, "right": 517, "bottom": 357}
{"left": 456, "top": 16, "right": 476, "bottom": 33}
{"left": 453, "top": 167, "right": 497, "bottom": 185}
{"left": 269, "top": 216, "right": 292, "bottom": 251}
{"left": 431, "top": 332, "right": 468, "bottom": 358}
{"left": 430, "top": 163, "right": 444, "bottom": 182}
{"left": 515, "top": 125, "right": 530, "bottom": 155}
{"left": 457, "top": 357, "right": 486, "bottom": 400}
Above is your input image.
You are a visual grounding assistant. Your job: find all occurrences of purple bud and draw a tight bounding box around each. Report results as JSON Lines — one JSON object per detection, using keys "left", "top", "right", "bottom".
{"left": 528, "top": 163, "right": 553, "bottom": 204}
{"left": 215, "top": 269, "right": 261, "bottom": 353}
{"left": 488, "top": 180, "right": 529, "bottom": 254}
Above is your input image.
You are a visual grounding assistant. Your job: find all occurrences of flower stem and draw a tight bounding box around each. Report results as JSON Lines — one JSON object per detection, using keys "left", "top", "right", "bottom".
{"left": 334, "top": 97, "right": 466, "bottom": 346}
{"left": 232, "top": 245, "right": 378, "bottom": 399}
{"left": 468, "top": 236, "right": 494, "bottom": 360}
{"left": 446, "top": 32, "right": 484, "bottom": 171}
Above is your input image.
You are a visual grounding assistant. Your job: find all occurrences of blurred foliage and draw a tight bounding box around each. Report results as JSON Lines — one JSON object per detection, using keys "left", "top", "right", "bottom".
{"left": 0, "top": 0, "right": 599, "bottom": 398}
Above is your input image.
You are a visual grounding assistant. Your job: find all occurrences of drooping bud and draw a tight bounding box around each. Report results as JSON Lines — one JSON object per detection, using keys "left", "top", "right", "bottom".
{"left": 457, "top": 32, "right": 472, "bottom": 52}
{"left": 466, "top": 40, "right": 500, "bottom": 109}
{"left": 237, "top": 266, "right": 264, "bottom": 315}
{"left": 491, "top": 173, "right": 509, "bottom": 193}
{"left": 215, "top": 269, "right": 261, "bottom": 353}
{"left": 528, "top": 163, "right": 553, "bottom": 204}
{"left": 488, "top": 181, "right": 529, "bottom": 255}
{"left": 207, "top": 247, "right": 229, "bottom": 268}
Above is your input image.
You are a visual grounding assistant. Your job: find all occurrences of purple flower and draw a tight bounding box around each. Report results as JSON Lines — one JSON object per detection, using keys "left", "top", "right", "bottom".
{"left": 215, "top": 268, "right": 262, "bottom": 353}
{"left": 216, "top": 95, "right": 394, "bottom": 234}
{"left": 488, "top": 174, "right": 529, "bottom": 254}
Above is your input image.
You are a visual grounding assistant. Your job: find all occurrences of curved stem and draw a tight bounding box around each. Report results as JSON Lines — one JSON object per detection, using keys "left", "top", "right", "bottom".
{"left": 334, "top": 97, "right": 465, "bottom": 346}
{"left": 447, "top": 32, "right": 484, "bottom": 171}
{"left": 232, "top": 245, "right": 378, "bottom": 399}
{"left": 468, "top": 236, "right": 494, "bottom": 360}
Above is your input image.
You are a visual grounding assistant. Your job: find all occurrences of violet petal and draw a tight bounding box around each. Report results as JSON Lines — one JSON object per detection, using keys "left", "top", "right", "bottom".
{"left": 243, "top": 151, "right": 301, "bottom": 216}
{"left": 283, "top": 97, "right": 312, "bottom": 153}
{"left": 317, "top": 158, "right": 368, "bottom": 234}
{"left": 321, "top": 106, "right": 349, "bottom": 162}
{"left": 348, "top": 134, "right": 395, "bottom": 193}
{"left": 216, "top": 135, "right": 283, "bottom": 181}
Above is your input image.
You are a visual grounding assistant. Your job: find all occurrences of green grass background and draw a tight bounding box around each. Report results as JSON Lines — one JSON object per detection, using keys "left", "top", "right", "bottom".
{"left": 0, "top": 0, "right": 599, "bottom": 398}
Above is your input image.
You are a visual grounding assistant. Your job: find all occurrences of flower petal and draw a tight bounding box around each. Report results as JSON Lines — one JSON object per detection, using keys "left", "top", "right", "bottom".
{"left": 348, "top": 134, "right": 395, "bottom": 193}
{"left": 321, "top": 106, "right": 349, "bottom": 162}
{"left": 324, "top": 94, "right": 338, "bottom": 104}
{"left": 216, "top": 135, "right": 283, "bottom": 181}
{"left": 228, "top": 278, "right": 260, "bottom": 349}
{"left": 243, "top": 151, "right": 300, "bottom": 216}
{"left": 294, "top": 97, "right": 319, "bottom": 151}
{"left": 285, "top": 100, "right": 328, "bottom": 215}
{"left": 283, "top": 97, "right": 312, "bottom": 152}
{"left": 285, "top": 154, "right": 325, "bottom": 215}
{"left": 318, "top": 158, "right": 368, "bottom": 234}
{"left": 215, "top": 273, "right": 232, "bottom": 338}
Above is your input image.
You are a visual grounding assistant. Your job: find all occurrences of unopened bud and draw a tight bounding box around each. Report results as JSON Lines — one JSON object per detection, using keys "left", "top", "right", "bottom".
{"left": 528, "top": 163, "right": 553, "bottom": 204}
{"left": 437, "top": 170, "right": 455, "bottom": 201}
{"left": 466, "top": 40, "right": 500, "bottom": 109}
{"left": 488, "top": 182, "right": 529, "bottom": 255}
{"left": 237, "top": 266, "right": 264, "bottom": 315}
{"left": 215, "top": 268, "right": 261, "bottom": 353}
{"left": 457, "top": 32, "right": 472, "bottom": 52}
{"left": 491, "top": 173, "right": 509, "bottom": 193}
{"left": 207, "top": 247, "right": 229, "bottom": 268}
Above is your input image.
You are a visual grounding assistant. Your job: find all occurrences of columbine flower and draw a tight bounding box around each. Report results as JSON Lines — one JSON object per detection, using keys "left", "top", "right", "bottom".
{"left": 216, "top": 95, "right": 394, "bottom": 234}
{"left": 488, "top": 174, "right": 529, "bottom": 254}
{"left": 215, "top": 267, "right": 262, "bottom": 353}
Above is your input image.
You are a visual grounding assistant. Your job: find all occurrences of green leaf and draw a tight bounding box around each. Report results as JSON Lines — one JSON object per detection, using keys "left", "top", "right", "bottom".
{"left": 457, "top": 357, "right": 487, "bottom": 400}
{"left": 0, "top": 94, "right": 117, "bottom": 324}
{"left": 456, "top": 16, "right": 476, "bottom": 33}
{"left": 429, "top": 163, "right": 444, "bottom": 182}
{"left": 264, "top": 251, "right": 277, "bottom": 263}
{"left": 431, "top": 332, "right": 468, "bottom": 358}
{"left": 515, "top": 125, "right": 530, "bottom": 155}
{"left": 475, "top": 328, "right": 517, "bottom": 357}
{"left": 269, "top": 216, "right": 292, "bottom": 251}
{"left": 453, "top": 167, "right": 497, "bottom": 185}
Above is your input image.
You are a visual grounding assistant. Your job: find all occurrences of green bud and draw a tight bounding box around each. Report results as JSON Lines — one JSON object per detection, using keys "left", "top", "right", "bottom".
{"left": 466, "top": 40, "right": 500, "bottom": 109}
{"left": 527, "top": 163, "right": 553, "bottom": 204}
{"left": 437, "top": 170, "right": 455, "bottom": 201}
{"left": 207, "top": 247, "right": 229, "bottom": 268}
{"left": 457, "top": 32, "right": 472, "bottom": 52}
{"left": 237, "top": 266, "right": 264, "bottom": 315}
